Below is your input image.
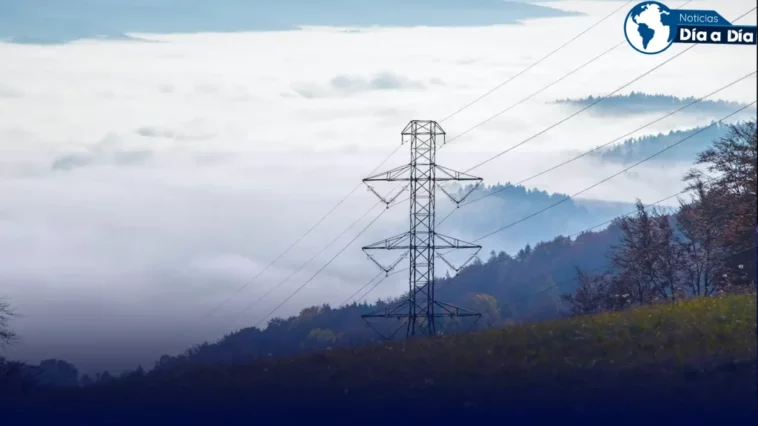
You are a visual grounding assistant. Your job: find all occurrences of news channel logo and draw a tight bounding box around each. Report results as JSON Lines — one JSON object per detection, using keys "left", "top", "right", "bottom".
{"left": 624, "top": 1, "right": 757, "bottom": 55}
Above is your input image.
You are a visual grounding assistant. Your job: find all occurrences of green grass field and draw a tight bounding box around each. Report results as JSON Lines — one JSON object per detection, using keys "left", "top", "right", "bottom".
{"left": 13, "top": 294, "right": 758, "bottom": 424}
{"left": 203, "top": 293, "right": 756, "bottom": 377}
{"left": 110, "top": 293, "right": 754, "bottom": 410}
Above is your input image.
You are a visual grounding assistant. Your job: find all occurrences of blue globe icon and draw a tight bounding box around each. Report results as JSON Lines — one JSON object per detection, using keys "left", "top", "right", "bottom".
{"left": 624, "top": 2, "right": 677, "bottom": 54}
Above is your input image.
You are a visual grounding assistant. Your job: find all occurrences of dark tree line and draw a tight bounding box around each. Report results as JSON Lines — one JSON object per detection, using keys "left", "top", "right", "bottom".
{"left": 555, "top": 92, "right": 752, "bottom": 116}
{"left": 562, "top": 120, "right": 757, "bottom": 315}
{"left": 594, "top": 122, "right": 730, "bottom": 165}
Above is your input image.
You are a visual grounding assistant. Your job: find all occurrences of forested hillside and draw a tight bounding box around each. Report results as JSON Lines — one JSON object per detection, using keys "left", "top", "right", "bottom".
{"left": 555, "top": 92, "right": 754, "bottom": 117}
{"left": 2, "top": 120, "right": 755, "bottom": 388}
{"left": 7, "top": 293, "right": 758, "bottom": 425}
{"left": 441, "top": 183, "right": 630, "bottom": 254}
{"left": 139, "top": 120, "right": 754, "bottom": 374}
{"left": 591, "top": 122, "right": 731, "bottom": 165}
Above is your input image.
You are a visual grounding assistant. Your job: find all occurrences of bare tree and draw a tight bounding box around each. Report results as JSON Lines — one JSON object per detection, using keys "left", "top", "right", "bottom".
{"left": 676, "top": 181, "right": 730, "bottom": 296}
{"left": 561, "top": 121, "right": 757, "bottom": 313}
{"left": 685, "top": 120, "right": 757, "bottom": 289}
{"left": 686, "top": 120, "right": 757, "bottom": 199}
{"left": 609, "top": 202, "right": 688, "bottom": 305}
{"left": 561, "top": 268, "right": 616, "bottom": 315}
{"left": 654, "top": 212, "right": 687, "bottom": 302}
{"left": 612, "top": 204, "right": 659, "bottom": 304}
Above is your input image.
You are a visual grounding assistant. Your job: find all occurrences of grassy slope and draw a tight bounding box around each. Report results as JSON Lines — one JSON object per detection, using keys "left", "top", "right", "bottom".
{"left": 12, "top": 295, "right": 758, "bottom": 425}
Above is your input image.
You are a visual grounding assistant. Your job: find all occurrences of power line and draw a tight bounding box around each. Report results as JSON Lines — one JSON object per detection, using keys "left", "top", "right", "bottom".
{"left": 569, "top": 189, "right": 693, "bottom": 237}
{"left": 341, "top": 267, "right": 409, "bottom": 307}
{"left": 358, "top": 268, "right": 409, "bottom": 304}
{"left": 470, "top": 101, "right": 756, "bottom": 244}
{"left": 234, "top": 99, "right": 754, "bottom": 335}
{"left": 285, "top": 2, "right": 707, "bottom": 317}
{"left": 565, "top": 180, "right": 722, "bottom": 240}
{"left": 198, "top": 144, "right": 403, "bottom": 321}
{"left": 222, "top": 5, "right": 756, "bottom": 332}
{"left": 241, "top": 6, "right": 753, "bottom": 327}
{"left": 427, "top": 200, "right": 757, "bottom": 320}
{"left": 457, "top": 45, "right": 698, "bottom": 172}
{"left": 438, "top": 0, "right": 637, "bottom": 123}
{"left": 351, "top": 183, "right": 715, "bottom": 311}
{"left": 448, "top": 0, "right": 700, "bottom": 143}
{"left": 219, "top": 186, "right": 406, "bottom": 335}
{"left": 430, "top": 184, "right": 705, "bottom": 295}
{"left": 252, "top": 207, "right": 389, "bottom": 329}
{"left": 385, "top": 1, "right": 718, "bottom": 215}
{"left": 445, "top": 40, "right": 623, "bottom": 145}
{"left": 194, "top": 0, "right": 632, "bottom": 324}
{"left": 189, "top": 201, "right": 384, "bottom": 342}
{"left": 224, "top": 0, "right": 637, "bottom": 321}
{"left": 435, "top": 70, "right": 757, "bottom": 227}
{"left": 449, "top": 5, "right": 756, "bottom": 173}
{"left": 238, "top": 1, "right": 697, "bottom": 312}
{"left": 356, "top": 240, "right": 758, "bottom": 334}
{"left": 220, "top": 200, "right": 383, "bottom": 331}
{"left": 340, "top": 271, "right": 384, "bottom": 307}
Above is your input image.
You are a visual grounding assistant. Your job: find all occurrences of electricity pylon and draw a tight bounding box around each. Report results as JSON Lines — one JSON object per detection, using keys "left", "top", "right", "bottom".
{"left": 361, "top": 120, "right": 483, "bottom": 338}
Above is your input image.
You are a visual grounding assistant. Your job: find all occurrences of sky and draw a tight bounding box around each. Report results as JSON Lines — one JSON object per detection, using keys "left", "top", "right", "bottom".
{"left": 0, "top": 0, "right": 756, "bottom": 374}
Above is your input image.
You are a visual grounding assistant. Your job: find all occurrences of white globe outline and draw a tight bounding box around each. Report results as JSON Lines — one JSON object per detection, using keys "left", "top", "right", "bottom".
{"left": 624, "top": 1, "right": 676, "bottom": 55}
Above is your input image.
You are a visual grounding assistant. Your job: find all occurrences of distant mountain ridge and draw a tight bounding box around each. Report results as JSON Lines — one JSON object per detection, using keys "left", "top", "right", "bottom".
{"left": 0, "top": 0, "right": 583, "bottom": 44}
{"left": 554, "top": 92, "right": 754, "bottom": 117}
{"left": 590, "top": 122, "right": 732, "bottom": 165}
{"left": 442, "top": 183, "right": 630, "bottom": 253}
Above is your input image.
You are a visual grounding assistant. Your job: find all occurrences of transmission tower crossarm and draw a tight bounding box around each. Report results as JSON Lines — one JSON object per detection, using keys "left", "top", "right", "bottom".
{"left": 432, "top": 164, "right": 483, "bottom": 205}
{"left": 434, "top": 301, "right": 481, "bottom": 318}
{"left": 362, "top": 299, "right": 481, "bottom": 319}
{"left": 363, "top": 164, "right": 413, "bottom": 206}
{"left": 402, "top": 120, "right": 445, "bottom": 137}
{"left": 363, "top": 164, "right": 412, "bottom": 182}
{"left": 362, "top": 233, "right": 412, "bottom": 274}
{"left": 433, "top": 164, "right": 482, "bottom": 182}
{"left": 362, "top": 232, "right": 412, "bottom": 251}
{"left": 433, "top": 233, "right": 481, "bottom": 250}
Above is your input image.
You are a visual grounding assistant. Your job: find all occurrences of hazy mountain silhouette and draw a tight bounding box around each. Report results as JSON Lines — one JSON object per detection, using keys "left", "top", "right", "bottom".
{"left": 440, "top": 183, "right": 631, "bottom": 254}
{"left": 590, "top": 122, "right": 731, "bottom": 165}
{"left": 0, "top": 0, "right": 582, "bottom": 44}
{"left": 554, "top": 92, "right": 755, "bottom": 117}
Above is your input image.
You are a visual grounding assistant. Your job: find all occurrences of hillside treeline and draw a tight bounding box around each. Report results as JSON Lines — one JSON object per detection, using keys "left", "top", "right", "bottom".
{"left": 564, "top": 120, "right": 756, "bottom": 314}
{"left": 1, "top": 121, "right": 755, "bottom": 386}
{"left": 151, "top": 120, "right": 756, "bottom": 373}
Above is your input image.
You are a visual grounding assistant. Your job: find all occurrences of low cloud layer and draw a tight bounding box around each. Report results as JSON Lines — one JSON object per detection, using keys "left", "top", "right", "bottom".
{"left": 292, "top": 72, "right": 429, "bottom": 98}
{"left": 0, "top": 0, "right": 755, "bottom": 374}
{"left": 51, "top": 134, "right": 154, "bottom": 171}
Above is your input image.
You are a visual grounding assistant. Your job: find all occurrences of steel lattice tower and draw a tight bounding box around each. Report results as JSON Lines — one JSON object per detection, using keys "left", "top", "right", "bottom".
{"left": 361, "top": 120, "right": 483, "bottom": 338}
